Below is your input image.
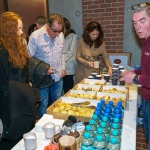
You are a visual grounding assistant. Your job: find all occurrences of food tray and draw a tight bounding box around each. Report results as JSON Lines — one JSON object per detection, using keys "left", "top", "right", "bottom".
{"left": 73, "top": 84, "right": 101, "bottom": 92}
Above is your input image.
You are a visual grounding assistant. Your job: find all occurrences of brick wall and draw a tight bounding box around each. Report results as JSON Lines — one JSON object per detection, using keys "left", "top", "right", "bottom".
{"left": 136, "top": 127, "right": 148, "bottom": 150}
{"left": 82, "top": 0, "right": 124, "bottom": 53}
{"left": 82, "top": 0, "right": 124, "bottom": 68}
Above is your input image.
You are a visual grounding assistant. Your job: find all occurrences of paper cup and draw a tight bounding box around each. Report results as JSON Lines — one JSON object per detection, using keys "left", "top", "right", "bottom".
{"left": 104, "top": 74, "right": 110, "bottom": 82}
{"left": 96, "top": 74, "right": 102, "bottom": 80}
{"left": 91, "top": 72, "right": 98, "bottom": 78}
{"left": 93, "top": 61, "right": 100, "bottom": 69}
{"left": 113, "top": 63, "right": 119, "bottom": 68}
{"left": 23, "top": 132, "right": 37, "bottom": 150}
{"left": 88, "top": 76, "right": 94, "bottom": 79}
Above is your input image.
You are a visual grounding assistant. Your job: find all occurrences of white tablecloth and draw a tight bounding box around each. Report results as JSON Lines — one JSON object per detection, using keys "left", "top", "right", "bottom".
{"left": 12, "top": 84, "right": 137, "bottom": 150}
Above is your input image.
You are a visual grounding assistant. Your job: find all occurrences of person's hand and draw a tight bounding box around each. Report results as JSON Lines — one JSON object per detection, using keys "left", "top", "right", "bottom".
{"left": 119, "top": 71, "right": 136, "bottom": 84}
{"left": 61, "top": 69, "right": 66, "bottom": 78}
{"left": 47, "top": 67, "right": 55, "bottom": 75}
{"left": 107, "top": 66, "right": 112, "bottom": 77}
{"left": 88, "top": 61, "right": 94, "bottom": 68}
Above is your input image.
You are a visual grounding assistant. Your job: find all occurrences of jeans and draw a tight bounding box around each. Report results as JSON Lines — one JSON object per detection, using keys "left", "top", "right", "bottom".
{"left": 38, "top": 78, "right": 63, "bottom": 118}
{"left": 142, "top": 99, "right": 150, "bottom": 150}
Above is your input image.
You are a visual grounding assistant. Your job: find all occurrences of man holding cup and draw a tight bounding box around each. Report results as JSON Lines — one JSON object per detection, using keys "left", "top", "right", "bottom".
{"left": 119, "top": 2, "right": 150, "bottom": 149}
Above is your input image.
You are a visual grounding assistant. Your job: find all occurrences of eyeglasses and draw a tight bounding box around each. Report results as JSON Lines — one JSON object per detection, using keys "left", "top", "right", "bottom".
{"left": 132, "top": 2, "right": 150, "bottom": 10}
{"left": 49, "top": 25, "right": 62, "bottom": 33}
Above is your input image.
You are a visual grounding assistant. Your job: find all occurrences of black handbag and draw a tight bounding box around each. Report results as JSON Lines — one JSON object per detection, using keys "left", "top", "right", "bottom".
{"left": 2, "top": 80, "right": 36, "bottom": 141}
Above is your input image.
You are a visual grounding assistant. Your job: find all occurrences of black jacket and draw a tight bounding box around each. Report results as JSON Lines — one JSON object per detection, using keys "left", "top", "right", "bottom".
{"left": 29, "top": 57, "right": 54, "bottom": 88}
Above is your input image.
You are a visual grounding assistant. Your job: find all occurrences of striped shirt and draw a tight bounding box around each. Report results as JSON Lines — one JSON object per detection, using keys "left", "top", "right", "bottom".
{"left": 28, "top": 26, "right": 65, "bottom": 82}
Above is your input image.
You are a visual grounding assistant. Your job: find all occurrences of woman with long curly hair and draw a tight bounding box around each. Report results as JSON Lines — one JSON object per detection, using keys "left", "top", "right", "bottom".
{"left": 74, "top": 21, "right": 112, "bottom": 84}
{"left": 0, "top": 12, "right": 35, "bottom": 149}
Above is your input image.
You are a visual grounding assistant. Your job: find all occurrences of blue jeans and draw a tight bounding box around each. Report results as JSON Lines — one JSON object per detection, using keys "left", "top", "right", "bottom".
{"left": 142, "top": 99, "right": 150, "bottom": 150}
{"left": 38, "top": 78, "right": 63, "bottom": 118}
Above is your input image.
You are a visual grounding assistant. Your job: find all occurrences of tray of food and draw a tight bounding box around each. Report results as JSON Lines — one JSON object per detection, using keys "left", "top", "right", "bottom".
{"left": 46, "top": 97, "right": 99, "bottom": 122}
{"left": 73, "top": 84, "right": 101, "bottom": 92}
{"left": 64, "top": 90, "right": 97, "bottom": 100}
{"left": 81, "top": 79, "right": 106, "bottom": 85}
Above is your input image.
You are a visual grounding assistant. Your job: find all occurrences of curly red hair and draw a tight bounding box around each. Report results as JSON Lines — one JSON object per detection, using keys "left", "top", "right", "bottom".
{"left": 0, "top": 12, "right": 29, "bottom": 68}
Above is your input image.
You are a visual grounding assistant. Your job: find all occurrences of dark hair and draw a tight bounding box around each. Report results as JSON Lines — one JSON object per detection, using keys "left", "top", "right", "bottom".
{"left": 82, "top": 21, "right": 104, "bottom": 48}
{"left": 36, "top": 16, "right": 48, "bottom": 26}
{"left": 63, "top": 18, "right": 71, "bottom": 37}
{"left": 27, "top": 23, "right": 36, "bottom": 37}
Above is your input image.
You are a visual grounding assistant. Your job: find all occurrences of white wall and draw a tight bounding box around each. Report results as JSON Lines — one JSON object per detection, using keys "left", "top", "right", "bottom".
{"left": 48, "top": 0, "right": 83, "bottom": 37}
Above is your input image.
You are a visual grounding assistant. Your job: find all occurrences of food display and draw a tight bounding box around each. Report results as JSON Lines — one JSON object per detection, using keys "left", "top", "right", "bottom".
{"left": 53, "top": 102, "right": 94, "bottom": 117}
{"left": 96, "top": 92, "right": 126, "bottom": 105}
{"left": 102, "top": 85, "right": 128, "bottom": 94}
{"left": 65, "top": 90, "right": 96, "bottom": 99}
{"left": 82, "top": 79, "right": 106, "bottom": 85}
{"left": 74, "top": 84, "right": 101, "bottom": 92}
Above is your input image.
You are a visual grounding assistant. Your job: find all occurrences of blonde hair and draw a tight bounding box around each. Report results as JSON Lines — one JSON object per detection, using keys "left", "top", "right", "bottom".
{"left": 0, "top": 12, "right": 29, "bottom": 68}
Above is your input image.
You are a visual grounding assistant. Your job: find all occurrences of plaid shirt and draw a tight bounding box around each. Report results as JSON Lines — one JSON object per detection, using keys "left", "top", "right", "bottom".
{"left": 28, "top": 26, "right": 65, "bottom": 82}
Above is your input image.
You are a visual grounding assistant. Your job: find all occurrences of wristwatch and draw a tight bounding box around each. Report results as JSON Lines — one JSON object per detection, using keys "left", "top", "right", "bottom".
{"left": 133, "top": 75, "right": 139, "bottom": 84}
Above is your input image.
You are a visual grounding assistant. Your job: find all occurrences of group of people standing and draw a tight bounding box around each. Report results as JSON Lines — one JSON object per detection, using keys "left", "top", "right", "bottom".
{"left": 0, "top": 2, "right": 150, "bottom": 150}
{"left": 27, "top": 14, "right": 112, "bottom": 119}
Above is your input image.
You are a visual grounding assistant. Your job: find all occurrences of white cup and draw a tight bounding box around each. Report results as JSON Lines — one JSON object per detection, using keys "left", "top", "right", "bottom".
{"left": 88, "top": 76, "right": 94, "bottom": 79}
{"left": 93, "top": 61, "right": 100, "bottom": 69}
{"left": 23, "top": 132, "right": 37, "bottom": 150}
{"left": 42, "top": 122, "right": 60, "bottom": 139}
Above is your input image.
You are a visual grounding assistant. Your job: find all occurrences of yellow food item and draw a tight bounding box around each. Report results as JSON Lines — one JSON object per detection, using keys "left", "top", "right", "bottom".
{"left": 52, "top": 101, "right": 95, "bottom": 117}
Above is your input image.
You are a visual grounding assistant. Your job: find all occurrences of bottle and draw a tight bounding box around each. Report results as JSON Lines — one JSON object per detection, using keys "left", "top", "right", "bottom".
{"left": 100, "top": 122, "right": 109, "bottom": 142}
{"left": 101, "top": 116, "right": 110, "bottom": 130}
{"left": 114, "top": 109, "right": 122, "bottom": 118}
{"left": 112, "top": 118, "right": 122, "bottom": 129}
{"left": 84, "top": 125, "right": 94, "bottom": 141}
{"left": 117, "top": 101, "right": 124, "bottom": 116}
{"left": 92, "top": 114, "right": 100, "bottom": 127}
{"left": 100, "top": 99, "right": 106, "bottom": 113}
{"left": 94, "top": 110, "right": 102, "bottom": 121}
{"left": 109, "top": 101, "right": 115, "bottom": 111}
{"left": 138, "top": 104, "right": 143, "bottom": 128}
{"left": 107, "top": 137, "right": 120, "bottom": 150}
{"left": 110, "top": 123, "right": 121, "bottom": 135}
{"left": 97, "top": 102, "right": 103, "bottom": 110}
{"left": 93, "top": 135, "right": 107, "bottom": 150}
{"left": 113, "top": 114, "right": 122, "bottom": 125}
{"left": 81, "top": 132, "right": 93, "bottom": 150}
{"left": 95, "top": 106, "right": 101, "bottom": 112}
{"left": 109, "top": 129, "right": 121, "bottom": 144}
{"left": 105, "top": 108, "right": 113, "bottom": 117}
{"left": 105, "top": 104, "right": 111, "bottom": 110}
{"left": 113, "top": 105, "right": 122, "bottom": 119}
{"left": 89, "top": 119, "right": 97, "bottom": 134}
{"left": 95, "top": 127, "right": 106, "bottom": 141}
{"left": 103, "top": 112, "right": 112, "bottom": 123}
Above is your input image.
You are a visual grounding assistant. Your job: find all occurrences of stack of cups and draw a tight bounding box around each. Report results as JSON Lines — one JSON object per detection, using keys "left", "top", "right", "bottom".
{"left": 112, "top": 65, "right": 119, "bottom": 85}
{"left": 91, "top": 72, "right": 98, "bottom": 79}
{"left": 119, "top": 66, "right": 125, "bottom": 85}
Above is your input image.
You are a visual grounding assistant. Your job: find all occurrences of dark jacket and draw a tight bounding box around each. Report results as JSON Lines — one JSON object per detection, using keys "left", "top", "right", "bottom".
{"left": 0, "top": 46, "right": 36, "bottom": 142}
{"left": 29, "top": 57, "right": 54, "bottom": 88}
